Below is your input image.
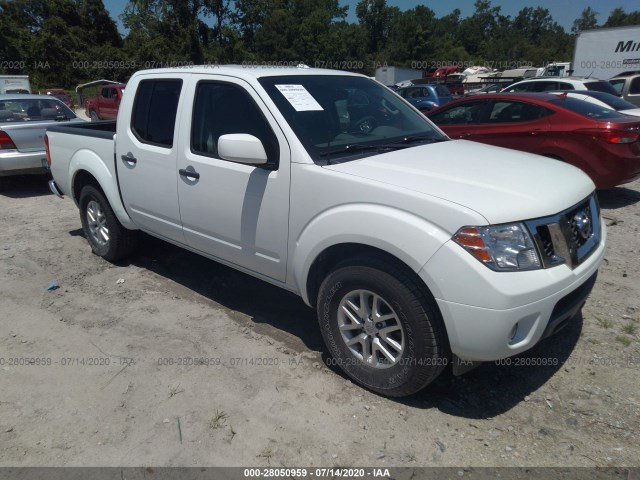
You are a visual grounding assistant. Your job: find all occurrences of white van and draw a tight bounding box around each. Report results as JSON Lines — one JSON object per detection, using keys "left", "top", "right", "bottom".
{"left": 0, "top": 75, "right": 32, "bottom": 94}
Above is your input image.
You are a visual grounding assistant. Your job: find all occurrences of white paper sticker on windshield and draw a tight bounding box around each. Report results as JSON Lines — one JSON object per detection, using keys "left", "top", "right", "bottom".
{"left": 275, "top": 84, "right": 323, "bottom": 111}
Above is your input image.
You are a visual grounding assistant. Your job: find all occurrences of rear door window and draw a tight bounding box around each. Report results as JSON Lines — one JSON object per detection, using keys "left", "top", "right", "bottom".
{"left": 131, "top": 79, "right": 182, "bottom": 148}
{"left": 488, "top": 101, "right": 552, "bottom": 122}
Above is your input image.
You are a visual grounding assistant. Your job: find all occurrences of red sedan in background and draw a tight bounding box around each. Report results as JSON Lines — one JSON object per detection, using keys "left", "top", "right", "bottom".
{"left": 426, "top": 93, "right": 640, "bottom": 189}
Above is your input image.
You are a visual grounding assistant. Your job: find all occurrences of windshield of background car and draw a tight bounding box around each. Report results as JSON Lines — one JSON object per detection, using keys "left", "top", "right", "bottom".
{"left": 609, "top": 79, "right": 625, "bottom": 95}
{"left": 0, "top": 98, "right": 76, "bottom": 122}
{"left": 584, "top": 81, "right": 619, "bottom": 96}
{"left": 258, "top": 75, "right": 446, "bottom": 163}
{"left": 549, "top": 97, "right": 627, "bottom": 120}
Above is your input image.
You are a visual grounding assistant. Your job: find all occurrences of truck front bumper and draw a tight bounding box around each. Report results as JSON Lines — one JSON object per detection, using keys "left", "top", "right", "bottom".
{"left": 419, "top": 224, "right": 606, "bottom": 362}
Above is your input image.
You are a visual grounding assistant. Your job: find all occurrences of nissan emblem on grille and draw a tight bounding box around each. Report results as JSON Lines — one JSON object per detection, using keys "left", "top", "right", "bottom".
{"left": 573, "top": 210, "right": 592, "bottom": 240}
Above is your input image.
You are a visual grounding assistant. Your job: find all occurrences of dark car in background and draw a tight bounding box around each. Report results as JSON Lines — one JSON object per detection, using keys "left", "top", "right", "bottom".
{"left": 396, "top": 84, "right": 453, "bottom": 113}
{"left": 426, "top": 92, "right": 640, "bottom": 189}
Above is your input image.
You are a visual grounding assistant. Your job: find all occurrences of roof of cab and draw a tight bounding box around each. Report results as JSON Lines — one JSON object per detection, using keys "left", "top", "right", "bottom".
{"left": 132, "top": 65, "right": 365, "bottom": 79}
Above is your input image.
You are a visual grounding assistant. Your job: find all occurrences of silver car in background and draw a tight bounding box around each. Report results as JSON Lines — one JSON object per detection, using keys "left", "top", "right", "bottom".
{"left": 0, "top": 94, "right": 84, "bottom": 187}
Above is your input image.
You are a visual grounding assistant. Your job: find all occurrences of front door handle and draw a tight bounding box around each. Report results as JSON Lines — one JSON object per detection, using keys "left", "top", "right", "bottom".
{"left": 179, "top": 168, "right": 200, "bottom": 180}
{"left": 121, "top": 152, "right": 137, "bottom": 164}
{"left": 531, "top": 130, "right": 544, "bottom": 136}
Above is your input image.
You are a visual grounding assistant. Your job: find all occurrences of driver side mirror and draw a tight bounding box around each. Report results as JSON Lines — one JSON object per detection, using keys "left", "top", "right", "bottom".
{"left": 218, "top": 134, "right": 268, "bottom": 165}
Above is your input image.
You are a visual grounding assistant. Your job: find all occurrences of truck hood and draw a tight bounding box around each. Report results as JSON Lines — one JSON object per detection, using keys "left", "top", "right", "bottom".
{"left": 323, "top": 140, "right": 595, "bottom": 225}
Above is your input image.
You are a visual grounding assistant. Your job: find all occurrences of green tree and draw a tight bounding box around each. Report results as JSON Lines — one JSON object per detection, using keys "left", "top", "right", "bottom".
{"left": 356, "top": 0, "right": 398, "bottom": 54}
{"left": 572, "top": 7, "right": 599, "bottom": 34}
{"left": 603, "top": 7, "right": 640, "bottom": 27}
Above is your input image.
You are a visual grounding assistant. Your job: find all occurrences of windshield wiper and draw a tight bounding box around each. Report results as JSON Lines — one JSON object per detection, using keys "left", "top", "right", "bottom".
{"left": 382, "top": 135, "right": 448, "bottom": 147}
{"left": 320, "top": 136, "right": 448, "bottom": 164}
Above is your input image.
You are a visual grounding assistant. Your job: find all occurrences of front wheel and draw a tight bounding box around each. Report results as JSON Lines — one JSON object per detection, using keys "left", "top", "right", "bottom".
{"left": 317, "top": 258, "right": 449, "bottom": 397}
{"left": 79, "top": 185, "right": 139, "bottom": 261}
{"left": 89, "top": 110, "right": 99, "bottom": 121}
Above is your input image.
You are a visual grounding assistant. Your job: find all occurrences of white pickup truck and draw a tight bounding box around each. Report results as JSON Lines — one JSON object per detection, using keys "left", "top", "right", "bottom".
{"left": 46, "top": 66, "right": 605, "bottom": 397}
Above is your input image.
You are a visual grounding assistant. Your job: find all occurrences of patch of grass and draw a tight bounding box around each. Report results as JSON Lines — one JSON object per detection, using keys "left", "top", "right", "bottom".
{"left": 622, "top": 323, "right": 637, "bottom": 335}
{"left": 168, "top": 384, "right": 184, "bottom": 398}
{"left": 257, "top": 448, "right": 274, "bottom": 464}
{"left": 615, "top": 336, "right": 631, "bottom": 347}
{"left": 595, "top": 316, "right": 613, "bottom": 329}
{"left": 209, "top": 410, "right": 228, "bottom": 430}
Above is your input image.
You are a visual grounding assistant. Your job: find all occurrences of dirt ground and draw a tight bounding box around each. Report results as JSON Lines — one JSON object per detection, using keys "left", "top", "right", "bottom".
{"left": 0, "top": 174, "right": 639, "bottom": 468}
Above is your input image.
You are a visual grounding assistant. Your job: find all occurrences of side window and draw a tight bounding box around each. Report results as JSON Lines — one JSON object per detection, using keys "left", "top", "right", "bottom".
{"left": 489, "top": 101, "right": 551, "bottom": 122}
{"left": 630, "top": 77, "right": 640, "bottom": 95}
{"left": 420, "top": 88, "right": 431, "bottom": 98}
{"left": 191, "top": 82, "right": 279, "bottom": 165}
{"left": 507, "top": 83, "right": 532, "bottom": 92}
{"left": 556, "top": 83, "right": 574, "bottom": 91}
{"left": 131, "top": 79, "right": 182, "bottom": 148}
{"left": 429, "top": 102, "right": 486, "bottom": 125}
{"left": 101, "top": 88, "right": 110, "bottom": 98}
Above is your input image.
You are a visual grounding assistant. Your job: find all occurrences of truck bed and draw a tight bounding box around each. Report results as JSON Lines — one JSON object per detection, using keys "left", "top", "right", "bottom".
{"left": 47, "top": 120, "right": 116, "bottom": 139}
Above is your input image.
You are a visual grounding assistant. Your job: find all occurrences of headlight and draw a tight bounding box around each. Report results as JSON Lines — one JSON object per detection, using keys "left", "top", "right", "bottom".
{"left": 453, "top": 223, "right": 541, "bottom": 271}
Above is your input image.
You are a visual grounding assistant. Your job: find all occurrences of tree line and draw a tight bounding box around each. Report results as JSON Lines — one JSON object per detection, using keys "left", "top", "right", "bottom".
{"left": 1, "top": 0, "right": 639, "bottom": 88}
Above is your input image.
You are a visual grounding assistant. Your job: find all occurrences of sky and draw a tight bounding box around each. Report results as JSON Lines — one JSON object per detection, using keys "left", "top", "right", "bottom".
{"left": 102, "top": 0, "right": 640, "bottom": 32}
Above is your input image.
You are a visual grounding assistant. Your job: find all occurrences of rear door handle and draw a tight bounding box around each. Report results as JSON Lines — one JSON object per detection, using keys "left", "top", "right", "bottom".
{"left": 179, "top": 168, "right": 200, "bottom": 180}
{"left": 531, "top": 130, "right": 544, "bottom": 136}
{"left": 459, "top": 133, "right": 473, "bottom": 138}
{"left": 121, "top": 152, "right": 137, "bottom": 164}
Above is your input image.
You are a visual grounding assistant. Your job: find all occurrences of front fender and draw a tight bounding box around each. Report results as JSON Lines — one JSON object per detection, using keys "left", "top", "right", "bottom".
{"left": 69, "top": 150, "right": 135, "bottom": 229}
{"left": 291, "top": 203, "right": 453, "bottom": 305}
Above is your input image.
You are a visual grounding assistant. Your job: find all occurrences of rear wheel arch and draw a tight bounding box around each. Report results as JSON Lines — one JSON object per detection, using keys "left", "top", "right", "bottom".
{"left": 72, "top": 169, "right": 103, "bottom": 204}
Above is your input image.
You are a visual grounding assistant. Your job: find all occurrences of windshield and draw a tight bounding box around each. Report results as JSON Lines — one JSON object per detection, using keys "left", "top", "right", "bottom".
{"left": 584, "top": 81, "right": 619, "bottom": 96}
{"left": 0, "top": 98, "right": 76, "bottom": 122}
{"left": 258, "top": 75, "right": 447, "bottom": 163}
{"left": 550, "top": 97, "right": 627, "bottom": 120}
{"left": 609, "top": 78, "right": 625, "bottom": 95}
{"left": 582, "top": 92, "right": 637, "bottom": 111}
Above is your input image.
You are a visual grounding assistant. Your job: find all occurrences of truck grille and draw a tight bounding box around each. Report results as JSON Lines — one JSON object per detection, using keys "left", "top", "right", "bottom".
{"left": 526, "top": 194, "right": 601, "bottom": 269}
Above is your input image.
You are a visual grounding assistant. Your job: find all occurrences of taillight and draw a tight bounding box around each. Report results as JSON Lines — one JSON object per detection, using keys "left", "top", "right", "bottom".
{"left": 0, "top": 131, "right": 17, "bottom": 150}
{"left": 44, "top": 133, "right": 52, "bottom": 166}
{"left": 578, "top": 128, "right": 640, "bottom": 144}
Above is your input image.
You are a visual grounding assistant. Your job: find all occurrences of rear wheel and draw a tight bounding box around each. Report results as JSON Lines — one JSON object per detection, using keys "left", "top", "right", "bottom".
{"left": 90, "top": 110, "right": 99, "bottom": 121}
{"left": 79, "top": 185, "right": 139, "bottom": 261}
{"left": 317, "top": 257, "right": 449, "bottom": 397}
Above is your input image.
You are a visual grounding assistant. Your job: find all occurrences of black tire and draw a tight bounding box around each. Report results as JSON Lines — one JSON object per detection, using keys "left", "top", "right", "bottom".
{"left": 79, "top": 185, "right": 139, "bottom": 261}
{"left": 89, "top": 110, "right": 99, "bottom": 121}
{"left": 317, "top": 257, "right": 450, "bottom": 397}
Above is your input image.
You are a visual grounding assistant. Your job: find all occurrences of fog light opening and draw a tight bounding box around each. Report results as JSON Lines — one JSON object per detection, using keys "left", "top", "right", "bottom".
{"left": 509, "top": 323, "right": 519, "bottom": 343}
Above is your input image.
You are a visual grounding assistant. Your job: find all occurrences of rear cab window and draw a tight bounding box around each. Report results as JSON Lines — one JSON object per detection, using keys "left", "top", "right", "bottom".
{"left": 131, "top": 79, "right": 182, "bottom": 148}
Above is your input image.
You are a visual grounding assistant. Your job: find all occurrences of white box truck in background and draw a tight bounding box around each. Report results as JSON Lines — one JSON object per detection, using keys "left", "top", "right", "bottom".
{"left": 0, "top": 75, "right": 32, "bottom": 94}
{"left": 572, "top": 25, "right": 640, "bottom": 80}
{"left": 375, "top": 66, "right": 423, "bottom": 86}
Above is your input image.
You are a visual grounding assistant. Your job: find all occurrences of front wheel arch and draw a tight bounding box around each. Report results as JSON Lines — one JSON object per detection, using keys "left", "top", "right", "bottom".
{"left": 316, "top": 255, "right": 451, "bottom": 396}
